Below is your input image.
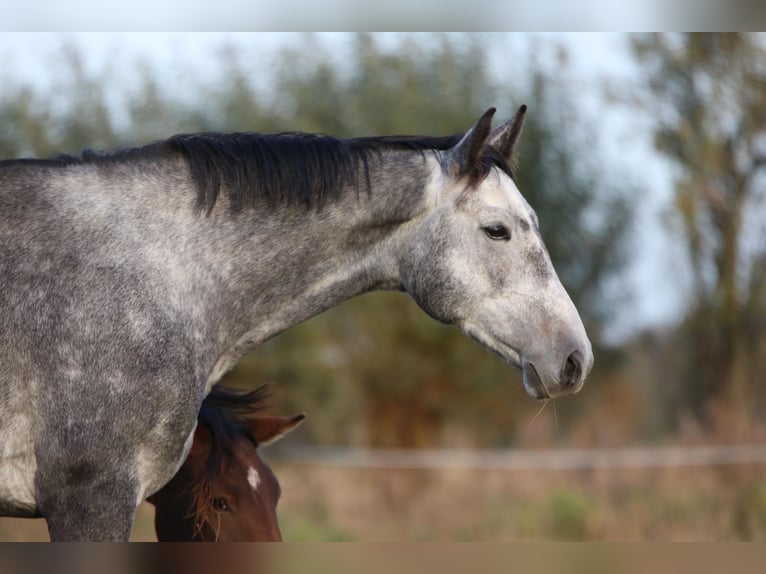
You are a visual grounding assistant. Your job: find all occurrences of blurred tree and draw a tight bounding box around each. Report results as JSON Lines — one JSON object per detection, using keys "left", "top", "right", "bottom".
{"left": 631, "top": 33, "right": 766, "bottom": 427}
{"left": 0, "top": 84, "right": 53, "bottom": 158}
{"left": 0, "top": 46, "right": 117, "bottom": 156}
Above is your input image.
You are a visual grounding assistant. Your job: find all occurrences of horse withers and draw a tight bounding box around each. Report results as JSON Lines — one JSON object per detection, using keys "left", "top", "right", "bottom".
{"left": 0, "top": 106, "right": 592, "bottom": 539}
{"left": 148, "top": 385, "right": 304, "bottom": 542}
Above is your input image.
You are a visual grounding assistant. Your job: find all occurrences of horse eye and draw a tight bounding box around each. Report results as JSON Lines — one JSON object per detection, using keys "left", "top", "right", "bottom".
{"left": 212, "top": 497, "right": 230, "bottom": 512}
{"left": 483, "top": 224, "right": 510, "bottom": 241}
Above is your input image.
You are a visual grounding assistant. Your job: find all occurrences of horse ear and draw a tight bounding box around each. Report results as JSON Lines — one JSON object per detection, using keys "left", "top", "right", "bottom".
{"left": 247, "top": 413, "right": 306, "bottom": 446}
{"left": 488, "top": 105, "right": 527, "bottom": 162}
{"left": 443, "top": 107, "right": 496, "bottom": 179}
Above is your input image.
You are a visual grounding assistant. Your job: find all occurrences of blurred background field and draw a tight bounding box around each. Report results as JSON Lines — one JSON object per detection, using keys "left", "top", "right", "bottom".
{"left": 274, "top": 462, "right": 766, "bottom": 541}
{"left": 1, "top": 32, "right": 765, "bottom": 541}
{"left": 3, "top": 460, "right": 766, "bottom": 541}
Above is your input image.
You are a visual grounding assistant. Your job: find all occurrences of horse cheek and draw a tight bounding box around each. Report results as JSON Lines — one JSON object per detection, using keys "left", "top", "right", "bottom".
{"left": 400, "top": 246, "right": 466, "bottom": 325}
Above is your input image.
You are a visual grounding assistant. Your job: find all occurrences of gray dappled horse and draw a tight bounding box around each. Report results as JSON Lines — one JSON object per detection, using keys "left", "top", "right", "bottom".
{"left": 0, "top": 106, "right": 592, "bottom": 540}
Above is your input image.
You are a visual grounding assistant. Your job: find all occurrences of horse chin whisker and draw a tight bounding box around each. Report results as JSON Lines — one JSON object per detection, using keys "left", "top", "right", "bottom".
{"left": 214, "top": 513, "right": 222, "bottom": 542}
{"left": 194, "top": 518, "right": 206, "bottom": 540}
{"left": 527, "top": 399, "right": 549, "bottom": 427}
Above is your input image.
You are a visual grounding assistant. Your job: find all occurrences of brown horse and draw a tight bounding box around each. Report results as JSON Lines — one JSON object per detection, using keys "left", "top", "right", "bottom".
{"left": 147, "top": 385, "right": 304, "bottom": 541}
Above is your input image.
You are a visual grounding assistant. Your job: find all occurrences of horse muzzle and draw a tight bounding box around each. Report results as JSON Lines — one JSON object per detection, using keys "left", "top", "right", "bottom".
{"left": 522, "top": 346, "right": 593, "bottom": 400}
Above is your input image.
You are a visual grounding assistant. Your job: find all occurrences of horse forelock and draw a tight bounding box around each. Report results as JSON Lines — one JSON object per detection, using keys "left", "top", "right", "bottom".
{"left": 468, "top": 144, "right": 515, "bottom": 187}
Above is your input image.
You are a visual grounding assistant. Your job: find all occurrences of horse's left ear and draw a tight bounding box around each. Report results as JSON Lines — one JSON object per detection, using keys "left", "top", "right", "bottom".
{"left": 247, "top": 413, "right": 306, "bottom": 446}
{"left": 488, "top": 105, "right": 527, "bottom": 162}
{"left": 443, "top": 107, "right": 496, "bottom": 179}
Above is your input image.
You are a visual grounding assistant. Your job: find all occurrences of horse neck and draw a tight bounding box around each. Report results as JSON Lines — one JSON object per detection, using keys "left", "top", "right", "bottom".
{"left": 199, "top": 151, "right": 436, "bottom": 384}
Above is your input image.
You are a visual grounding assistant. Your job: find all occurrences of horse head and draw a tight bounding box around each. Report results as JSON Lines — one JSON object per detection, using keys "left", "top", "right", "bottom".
{"left": 399, "top": 107, "right": 593, "bottom": 399}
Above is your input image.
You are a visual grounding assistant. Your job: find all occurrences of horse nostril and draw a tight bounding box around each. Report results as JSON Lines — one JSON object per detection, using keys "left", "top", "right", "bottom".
{"left": 562, "top": 350, "right": 583, "bottom": 388}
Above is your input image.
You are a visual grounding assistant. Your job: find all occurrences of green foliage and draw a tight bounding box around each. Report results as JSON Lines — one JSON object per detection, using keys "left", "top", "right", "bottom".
{"left": 547, "top": 489, "right": 590, "bottom": 540}
{"left": 279, "top": 498, "right": 355, "bottom": 541}
{"left": 269, "top": 34, "right": 501, "bottom": 136}
{"left": 733, "top": 482, "right": 766, "bottom": 540}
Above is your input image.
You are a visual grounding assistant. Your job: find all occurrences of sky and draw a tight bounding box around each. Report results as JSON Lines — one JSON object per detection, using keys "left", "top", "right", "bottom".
{"left": 0, "top": 32, "right": 687, "bottom": 342}
{"left": 2, "top": 1, "right": 758, "bottom": 31}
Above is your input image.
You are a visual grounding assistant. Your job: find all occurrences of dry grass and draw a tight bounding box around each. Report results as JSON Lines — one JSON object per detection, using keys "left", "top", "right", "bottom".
{"left": 2, "top": 462, "right": 765, "bottom": 542}
{"left": 273, "top": 462, "right": 766, "bottom": 541}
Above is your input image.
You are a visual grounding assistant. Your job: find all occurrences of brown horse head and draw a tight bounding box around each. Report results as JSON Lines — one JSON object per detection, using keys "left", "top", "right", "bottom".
{"left": 148, "top": 386, "right": 305, "bottom": 541}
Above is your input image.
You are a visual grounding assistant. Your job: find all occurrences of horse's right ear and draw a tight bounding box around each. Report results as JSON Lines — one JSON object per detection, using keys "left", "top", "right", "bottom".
{"left": 247, "top": 413, "right": 306, "bottom": 447}
{"left": 443, "top": 108, "right": 496, "bottom": 180}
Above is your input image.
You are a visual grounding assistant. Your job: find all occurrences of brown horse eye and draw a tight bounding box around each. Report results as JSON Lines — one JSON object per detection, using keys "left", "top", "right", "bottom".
{"left": 212, "top": 497, "right": 230, "bottom": 512}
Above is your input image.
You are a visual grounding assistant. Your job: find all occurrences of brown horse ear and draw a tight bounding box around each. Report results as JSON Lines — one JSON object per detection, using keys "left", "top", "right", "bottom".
{"left": 488, "top": 105, "right": 527, "bottom": 162}
{"left": 247, "top": 413, "right": 306, "bottom": 446}
{"left": 443, "top": 107, "right": 496, "bottom": 179}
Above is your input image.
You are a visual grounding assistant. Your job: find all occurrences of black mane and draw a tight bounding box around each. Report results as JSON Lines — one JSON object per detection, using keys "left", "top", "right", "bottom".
{"left": 167, "top": 131, "right": 475, "bottom": 214}
{"left": 3, "top": 130, "right": 514, "bottom": 213}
